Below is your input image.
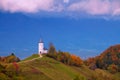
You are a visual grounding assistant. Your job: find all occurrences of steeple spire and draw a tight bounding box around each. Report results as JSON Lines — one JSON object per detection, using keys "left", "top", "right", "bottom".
{"left": 39, "top": 39, "right": 43, "bottom": 43}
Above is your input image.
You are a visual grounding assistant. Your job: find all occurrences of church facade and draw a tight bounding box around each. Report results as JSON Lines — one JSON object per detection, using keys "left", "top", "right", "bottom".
{"left": 38, "top": 39, "right": 48, "bottom": 55}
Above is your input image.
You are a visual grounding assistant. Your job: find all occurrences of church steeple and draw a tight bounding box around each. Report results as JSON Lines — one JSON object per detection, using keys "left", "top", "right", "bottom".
{"left": 39, "top": 39, "right": 43, "bottom": 43}
{"left": 38, "top": 39, "right": 48, "bottom": 55}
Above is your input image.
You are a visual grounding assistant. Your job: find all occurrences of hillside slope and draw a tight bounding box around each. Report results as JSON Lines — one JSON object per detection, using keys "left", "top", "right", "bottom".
{"left": 96, "top": 44, "right": 120, "bottom": 70}
{"left": 4, "top": 54, "right": 119, "bottom": 80}
{"left": 18, "top": 55, "right": 86, "bottom": 80}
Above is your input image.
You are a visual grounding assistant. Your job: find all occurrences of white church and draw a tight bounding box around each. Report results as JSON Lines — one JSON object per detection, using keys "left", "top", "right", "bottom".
{"left": 38, "top": 39, "right": 48, "bottom": 56}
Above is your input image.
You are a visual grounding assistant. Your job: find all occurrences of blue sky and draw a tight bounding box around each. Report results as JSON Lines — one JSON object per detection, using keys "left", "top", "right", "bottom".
{"left": 0, "top": 0, "right": 120, "bottom": 59}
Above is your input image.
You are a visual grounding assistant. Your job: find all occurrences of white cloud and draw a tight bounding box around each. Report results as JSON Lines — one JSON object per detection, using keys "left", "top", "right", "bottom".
{"left": 0, "top": 0, "right": 55, "bottom": 13}
{"left": 68, "top": 0, "right": 120, "bottom": 17}
{"left": 0, "top": 0, "right": 120, "bottom": 18}
{"left": 63, "top": 0, "right": 69, "bottom": 3}
{"left": 68, "top": 0, "right": 110, "bottom": 15}
{"left": 113, "top": 9, "right": 120, "bottom": 16}
{"left": 112, "top": 0, "right": 120, "bottom": 16}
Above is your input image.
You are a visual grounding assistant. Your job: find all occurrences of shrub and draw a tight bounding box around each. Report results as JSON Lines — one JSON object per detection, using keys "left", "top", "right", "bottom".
{"left": 0, "top": 73, "right": 9, "bottom": 80}
{"left": 108, "top": 64, "right": 118, "bottom": 74}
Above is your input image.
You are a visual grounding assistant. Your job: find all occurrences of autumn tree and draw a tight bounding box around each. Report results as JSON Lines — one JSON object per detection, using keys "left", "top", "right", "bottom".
{"left": 46, "top": 43, "right": 83, "bottom": 67}
{"left": 108, "top": 64, "right": 118, "bottom": 74}
{"left": 70, "top": 54, "right": 83, "bottom": 67}
{"left": 57, "top": 51, "right": 71, "bottom": 65}
{"left": 47, "top": 43, "right": 57, "bottom": 59}
{"left": 5, "top": 54, "right": 20, "bottom": 63}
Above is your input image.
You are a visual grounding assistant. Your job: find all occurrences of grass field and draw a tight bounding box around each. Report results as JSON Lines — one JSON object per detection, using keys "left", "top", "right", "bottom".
{"left": 18, "top": 55, "right": 86, "bottom": 80}
{"left": 6, "top": 54, "right": 120, "bottom": 80}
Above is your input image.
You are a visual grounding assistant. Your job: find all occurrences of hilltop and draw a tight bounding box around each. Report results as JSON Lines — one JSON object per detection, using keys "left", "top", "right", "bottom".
{"left": 97, "top": 44, "right": 120, "bottom": 72}
{"left": 100, "top": 44, "right": 120, "bottom": 58}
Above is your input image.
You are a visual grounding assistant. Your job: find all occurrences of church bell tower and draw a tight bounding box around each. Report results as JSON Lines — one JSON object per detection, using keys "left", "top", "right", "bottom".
{"left": 38, "top": 39, "right": 44, "bottom": 54}
{"left": 38, "top": 39, "right": 48, "bottom": 57}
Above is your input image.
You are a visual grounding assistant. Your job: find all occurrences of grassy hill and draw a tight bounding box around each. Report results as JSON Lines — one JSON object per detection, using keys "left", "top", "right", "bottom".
{"left": 18, "top": 54, "right": 86, "bottom": 80}
{"left": 1, "top": 44, "right": 120, "bottom": 80}
{"left": 4, "top": 54, "right": 120, "bottom": 80}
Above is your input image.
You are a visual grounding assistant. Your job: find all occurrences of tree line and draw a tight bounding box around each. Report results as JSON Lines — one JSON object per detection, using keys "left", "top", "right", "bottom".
{"left": 46, "top": 43, "right": 83, "bottom": 67}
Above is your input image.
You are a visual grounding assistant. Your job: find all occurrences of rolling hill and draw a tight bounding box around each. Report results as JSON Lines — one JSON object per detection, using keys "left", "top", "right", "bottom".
{"left": 4, "top": 54, "right": 120, "bottom": 80}
{"left": 1, "top": 43, "right": 120, "bottom": 80}
{"left": 95, "top": 44, "right": 120, "bottom": 71}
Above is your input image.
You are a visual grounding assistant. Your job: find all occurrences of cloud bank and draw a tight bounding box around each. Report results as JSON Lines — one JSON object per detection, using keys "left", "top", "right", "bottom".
{"left": 0, "top": 0, "right": 55, "bottom": 13}
{"left": 0, "top": 0, "right": 120, "bottom": 18}
{"left": 68, "top": 0, "right": 120, "bottom": 16}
